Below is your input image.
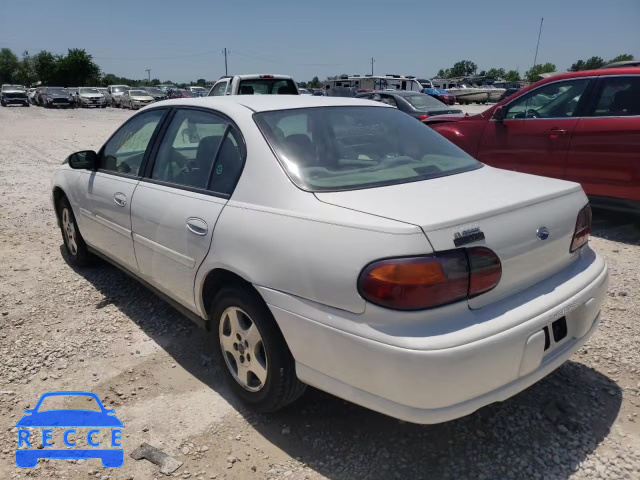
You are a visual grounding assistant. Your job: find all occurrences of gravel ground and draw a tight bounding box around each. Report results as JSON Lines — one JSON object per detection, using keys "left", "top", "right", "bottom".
{"left": 0, "top": 104, "right": 639, "bottom": 480}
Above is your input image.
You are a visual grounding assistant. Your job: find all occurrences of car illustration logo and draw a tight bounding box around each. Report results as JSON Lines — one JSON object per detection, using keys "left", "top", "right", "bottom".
{"left": 15, "top": 391, "right": 123, "bottom": 468}
{"left": 537, "top": 227, "right": 550, "bottom": 240}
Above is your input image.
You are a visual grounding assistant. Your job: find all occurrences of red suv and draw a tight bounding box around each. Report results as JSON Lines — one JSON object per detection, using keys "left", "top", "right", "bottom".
{"left": 426, "top": 68, "right": 640, "bottom": 212}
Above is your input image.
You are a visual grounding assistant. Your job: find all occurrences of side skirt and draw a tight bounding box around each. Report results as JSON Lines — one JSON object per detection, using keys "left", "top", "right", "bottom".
{"left": 88, "top": 247, "right": 209, "bottom": 330}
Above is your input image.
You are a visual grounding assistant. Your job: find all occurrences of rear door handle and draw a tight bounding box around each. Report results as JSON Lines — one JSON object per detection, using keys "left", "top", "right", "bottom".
{"left": 113, "top": 192, "right": 127, "bottom": 207}
{"left": 186, "top": 217, "right": 208, "bottom": 236}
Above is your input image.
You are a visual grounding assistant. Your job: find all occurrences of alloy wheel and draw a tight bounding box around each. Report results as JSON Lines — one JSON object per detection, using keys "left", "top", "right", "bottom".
{"left": 219, "top": 306, "right": 268, "bottom": 392}
{"left": 61, "top": 207, "right": 78, "bottom": 256}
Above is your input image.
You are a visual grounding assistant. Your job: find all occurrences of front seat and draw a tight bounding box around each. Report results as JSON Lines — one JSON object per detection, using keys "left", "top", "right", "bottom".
{"left": 277, "top": 86, "right": 293, "bottom": 95}
{"left": 189, "top": 135, "right": 222, "bottom": 188}
{"left": 239, "top": 85, "right": 254, "bottom": 95}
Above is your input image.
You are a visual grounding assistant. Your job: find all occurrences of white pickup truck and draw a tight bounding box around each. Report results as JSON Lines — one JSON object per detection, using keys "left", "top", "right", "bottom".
{"left": 207, "top": 74, "right": 299, "bottom": 96}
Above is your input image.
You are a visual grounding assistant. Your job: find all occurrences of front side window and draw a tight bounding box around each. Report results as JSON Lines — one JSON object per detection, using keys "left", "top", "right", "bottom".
{"left": 151, "top": 109, "right": 230, "bottom": 190}
{"left": 590, "top": 76, "right": 640, "bottom": 117}
{"left": 101, "top": 109, "right": 165, "bottom": 175}
{"left": 505, "top": 79, "right": 589, "bottom": 119}
{"left": 254, "top": 106, "right": 480, "bottom": 192}
{"left": 209, "top": 81, "right": 228, "bottom": 96}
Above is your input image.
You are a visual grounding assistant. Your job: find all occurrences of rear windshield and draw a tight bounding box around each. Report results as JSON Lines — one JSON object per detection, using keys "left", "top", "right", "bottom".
{"left": 112, "top": 86, "right": 129, "bottom": 93}
{"left": 129, "top": 90, "right": 146, "bottom": 95}
{"left": 80, "top": 87, "right": 99, "bottom": 93}
{"left": 254, "top": 106, "right": 480, "bottom": 192}
{"left": 238, "top": 79, "right": 297, "bottom": 95}
{"left": 48, "top": 88, "right": 67, "bottom": 94}
{"left": 404, "top": 94, "right": 445, "bottom": 109}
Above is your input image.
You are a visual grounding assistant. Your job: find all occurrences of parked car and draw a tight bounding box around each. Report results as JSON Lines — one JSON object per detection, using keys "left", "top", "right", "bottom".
{"left": 42, "top": 87, "right": 74, "bottom": 108}
{"left": 298, "top": 88, "right": 312, "bottom": 95}
{"left": 120, "top": 89, "right": 155, "bottom": 109}
{"left": 356, "top": 91, "right": 462, "bottom": 121}
{"left": 52, "top": 96, "right": 607, "bottom": 424}
{"left": 426, "top": 67, "right": 640, "bottom": 213}
{"left": 422, "top": 87, "right": 456, "bottom": 106}
{"left": 1, "top": 84, "right": 29, "bottom": 107}
{"left": 77, "top": 87, "right": 107, "bottom": 108}
{"left": 207, "top": 74, "right": 299, "bottom": 96}
{"left": 141, "top": 86, "right": 168, "bottom": 101}
{"left": 158, "top": 84, "right": 178, "bottom": 93}
{"left": 106, "top": 85, "right": 130, "bottom": 107}
{"left": 167, "top": 89, "right": 195, "bottom": 99}
{"left": 187, "top": 86, "right": 208, "bottom": 97}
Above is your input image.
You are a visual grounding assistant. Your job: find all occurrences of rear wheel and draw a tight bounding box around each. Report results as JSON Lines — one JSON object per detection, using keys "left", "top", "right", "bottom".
{"left": 210, "top": 286, "right": 306, "bottom": 412}
{"left": 57, "top": 196, "right": 94, "bottom": 266}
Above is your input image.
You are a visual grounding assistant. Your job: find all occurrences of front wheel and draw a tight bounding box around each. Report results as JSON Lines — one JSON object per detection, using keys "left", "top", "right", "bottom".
{"left": 57, "top": 197, "right": 94, "bottom": 266}
{"left": 210, "top": 286, "right": 306, "bottom": 412}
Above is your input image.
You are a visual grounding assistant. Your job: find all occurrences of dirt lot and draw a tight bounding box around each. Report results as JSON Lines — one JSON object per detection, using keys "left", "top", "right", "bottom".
{"left": 1, "top": 104, "right": 639, "bottom": 480}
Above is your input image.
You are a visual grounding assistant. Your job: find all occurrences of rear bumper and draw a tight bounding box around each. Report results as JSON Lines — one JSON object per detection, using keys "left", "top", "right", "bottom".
{"left": 261, "top": 249, "right": 608, "bottom": 424}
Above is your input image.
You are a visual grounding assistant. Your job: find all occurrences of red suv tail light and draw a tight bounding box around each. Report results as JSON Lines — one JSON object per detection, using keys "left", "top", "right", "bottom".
{"left": 418, "top": 114, "right": 430, "bottom": 121}
{"left": 358, "top": 248, "right": 501, "bottom": 310}
{"left": 570, "top": 205, "right": 592, "bottom": 252}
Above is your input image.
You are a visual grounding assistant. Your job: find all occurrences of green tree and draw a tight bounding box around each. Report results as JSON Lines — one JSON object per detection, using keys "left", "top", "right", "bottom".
{"left": 16, "top": 51, "right": 37, "bottom": 86}
{"left": 308, "top": 76, "right": 321, "bottom": 88}
{"left": 485, "top": 68, "right": 506, "bottom": 80}
{"left": 608, "top": 53, "right": 634, "bottom": 63}
{"left": 33, "top": 51, "right": 58, "bottom": 85}
{"left": 450, "top": 60, "right": 477, "bottom": 77}
{"left": 525, "top": 62, "right": 556, "bottom": 82}
{"left": 569, "top": 59, "right": 586, "bottom": 72}
{"left": 504, "top": 70, "right": 521, "bottom": 82}
{"left": 436, "top": 68, "right": 451, "bottom": 78}
{"left": 56, "top": 49, "right": 100, "bottom": 86}
{"left": 196, "top": 78, "right": 206, "bottom": 86}
{"left": 0, "top": 48, "right": 20, "bottom": 84}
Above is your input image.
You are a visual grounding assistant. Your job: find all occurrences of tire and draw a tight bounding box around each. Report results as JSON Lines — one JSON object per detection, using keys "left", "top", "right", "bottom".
{"left": 56, "top": 196, "right": 94, "bottom": 266}
{"left": 23, "top": 102, "right": 29, "bottom": 107}
{"left": 1, "top": 99, "right": 6, "bottom": 107}
{"left": 209, "top": 285, "right": 306, "bottom": 412}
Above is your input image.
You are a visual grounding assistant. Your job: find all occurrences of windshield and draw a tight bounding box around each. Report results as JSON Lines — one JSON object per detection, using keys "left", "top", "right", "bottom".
{"left": 254, "top": 106, "right": 480, "bottom": 192}
{"left": 190, "top": 87, "right": 205, "bottom": 91}
{"left": 404, "top": 94, "right": 445, "bottom": 109}
{"left": 113, "top": 86, "right": 129, "bottom": 93}
{"left": 49, "top": 88, "right": 67, "bottom": 94}
{"left": 129, "top": 90, "right": 147, "bottom": 96}
{"left": 80, "top": 87, "right": 99, "bottom": 94}
{"left": 238, "top": 79, "right": 297, "bottom": 95}
{"left": 146, "top": 88, "right": 162, "bottom": 94}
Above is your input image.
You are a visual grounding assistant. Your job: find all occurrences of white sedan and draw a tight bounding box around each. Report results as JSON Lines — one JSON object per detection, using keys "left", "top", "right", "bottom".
{"left": 51, "top": 96, "right": 608, "bottom": 424}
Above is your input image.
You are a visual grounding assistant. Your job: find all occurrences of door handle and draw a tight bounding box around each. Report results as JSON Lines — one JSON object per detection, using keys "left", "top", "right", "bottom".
{"left": 186, "top": 217, "right": 208, "bottom": 236}
{"left": 113, "top": 192, "right": 127, "bottom": 207}
{"left": 546, "top": 128, "right": 568, "bottom": 137}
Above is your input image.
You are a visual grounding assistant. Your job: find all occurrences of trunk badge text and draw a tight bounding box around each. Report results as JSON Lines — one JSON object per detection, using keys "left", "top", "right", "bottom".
{"left": 537, "top": 227, "right": 550, "bottom": 240}
{"left": 453, "top": 227, "right": 485, "bottom": 247}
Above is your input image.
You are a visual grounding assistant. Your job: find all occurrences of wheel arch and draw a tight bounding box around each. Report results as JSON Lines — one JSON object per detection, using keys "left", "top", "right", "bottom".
{"left": 200, "top": 268, "right": 266, "bottom": 322}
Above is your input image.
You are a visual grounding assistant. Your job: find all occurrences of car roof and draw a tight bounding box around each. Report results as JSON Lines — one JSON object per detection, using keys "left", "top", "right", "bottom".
{"left": 232, "top": 74, "right": 293, "bottom": 80}
{"left": 153, "top": 95, "right": 388, "bottom": 112}
{"left": 536, "top": 67, "right": 640, "bottom": 83}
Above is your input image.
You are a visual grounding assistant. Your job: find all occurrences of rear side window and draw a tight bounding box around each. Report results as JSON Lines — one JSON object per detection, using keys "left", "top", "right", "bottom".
{"left": 254, "top": 106, "right": 480, "bottom": 192}
{"left": 238, "top": 79, "right": 297, "bottom": 95}
{"left": 590, "top": 76, "right": 640, "bottom": 116}
{"left": 151, "top": 109, "right": 244, "bottom": 195}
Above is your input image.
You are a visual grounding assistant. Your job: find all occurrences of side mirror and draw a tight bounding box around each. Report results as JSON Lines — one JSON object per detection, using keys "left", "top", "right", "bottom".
{"left": 68, "top": 150, "right": 98, "bottom": 170}
{"left": 492, "top": 105, "right": 505, "bottom": 122}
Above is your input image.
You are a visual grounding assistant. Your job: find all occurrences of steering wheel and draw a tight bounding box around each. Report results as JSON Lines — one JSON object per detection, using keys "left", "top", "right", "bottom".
{"left": 526, "top": 109, "right": 541, "bottom": 119}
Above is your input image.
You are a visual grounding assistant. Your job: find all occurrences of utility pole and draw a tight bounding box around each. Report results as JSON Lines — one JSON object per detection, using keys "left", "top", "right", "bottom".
{"left": 370, "top": 57, "right": 375, "bottom": 76}
{"left": 224, "top": 48, "right": 228, "bottom": 76}
{"left": 145, "top": 69, "right": 151, "bottom": 83}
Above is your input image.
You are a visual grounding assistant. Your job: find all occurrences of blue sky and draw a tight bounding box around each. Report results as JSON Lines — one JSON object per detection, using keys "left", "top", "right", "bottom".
{"left": 2, "top": 0, "right": 638, "bottom": 82}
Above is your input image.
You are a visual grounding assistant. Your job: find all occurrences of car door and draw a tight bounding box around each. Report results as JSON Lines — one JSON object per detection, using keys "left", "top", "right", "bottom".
{"left": 77, "top": 109, "right": 167, "bottom": 271}
{"left": 566, "top": 75, "right": 640, "bottom": 204}
{"left": 477, "top": 78, "right": 591, "bottom": 178}
{"left": 130, "top": 108, "right": 245, "bottom": 309}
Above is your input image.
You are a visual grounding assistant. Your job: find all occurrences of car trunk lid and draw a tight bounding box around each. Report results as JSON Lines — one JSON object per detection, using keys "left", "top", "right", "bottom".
{"left": 315, "top": 166, "right": 588, "bottom": 309}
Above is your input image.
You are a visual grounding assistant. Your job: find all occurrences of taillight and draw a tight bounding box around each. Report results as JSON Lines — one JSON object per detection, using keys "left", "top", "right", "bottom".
{"left": 570, "top": 204, "right": 592, "bottom": 252}
{"left": 418, "top": 114, "right": 430, "bottom": 121}
{"left": 259, "top": 75, "right": 274, "bottom": 79}
{"left": 358, "top": 248, "right": 501, "bottom": 310}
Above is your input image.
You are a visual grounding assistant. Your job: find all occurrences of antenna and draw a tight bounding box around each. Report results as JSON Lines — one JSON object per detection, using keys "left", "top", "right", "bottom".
{"left": 370, "top": 57, "right": 375, "bottom": 76}
{"left": 224, "top": 48, "right": 228, "bottom": 76}
{"left": 145, "top": 69, "right": 151, "bottom": 83}
{"left": 532, "top": 18, "right": 544, "bottom": 70}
